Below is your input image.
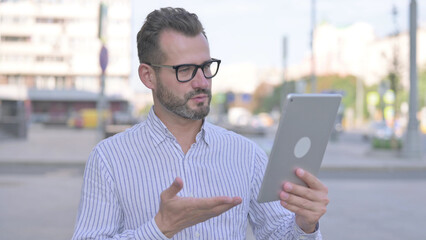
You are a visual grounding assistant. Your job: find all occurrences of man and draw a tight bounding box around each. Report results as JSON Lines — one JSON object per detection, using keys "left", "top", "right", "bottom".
{"left": 72, "top": 7, "right": 328, "bottom": 240}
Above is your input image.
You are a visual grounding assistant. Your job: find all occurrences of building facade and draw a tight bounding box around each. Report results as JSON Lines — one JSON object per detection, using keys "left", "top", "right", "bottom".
{"left": 0, "top": 0, "right": 132, "bottom": 125}
{"left": 287, "top": 22, "right": 426, "bottom": 88}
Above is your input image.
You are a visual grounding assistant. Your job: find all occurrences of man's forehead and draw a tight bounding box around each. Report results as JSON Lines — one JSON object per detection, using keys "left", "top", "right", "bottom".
{"left": 158, "top": 30, "right": 210, "bottom": 63}
{"left": 159, "top": 29, "right": 206, "bottom": 45}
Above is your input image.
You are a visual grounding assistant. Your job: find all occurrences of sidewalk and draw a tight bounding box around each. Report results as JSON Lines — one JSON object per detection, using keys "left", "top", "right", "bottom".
{"left": 1, "top": 124, "right": 425, "bottom": 170}
{"left": 0, "top": 124, "right": 98, "bottom": 165}
{"left": 322, "top": 134, "right": 426, "bottom": 171}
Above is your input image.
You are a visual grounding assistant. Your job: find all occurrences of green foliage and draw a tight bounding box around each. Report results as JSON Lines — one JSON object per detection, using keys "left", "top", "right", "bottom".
{"left": 251, "top": 67, "right": 426, "bottom": 116}
{"left": 254, "top": 83, "right": 284, "bottom": 114}
{"left": 316, "top": 75, "right": 357, "bottom": 109}
{"left": 372, "top": 137, "right": 402, "bottom": 149}
{"left": 254, "top": 75, "right": 358, "bottom": 114}
{"left": 365, "top": 78, "right": 410, "bottom": 119}
{"left": 398, "top": 88, "right": 409, "bottom": 108}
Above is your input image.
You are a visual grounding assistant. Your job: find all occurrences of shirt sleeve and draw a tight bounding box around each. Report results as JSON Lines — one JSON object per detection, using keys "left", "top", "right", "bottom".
{"left": 248, "top": 145, "right": 322, "bottom": 240}
{"left": 72, "top": 147, "right": 169, "bottom": 240}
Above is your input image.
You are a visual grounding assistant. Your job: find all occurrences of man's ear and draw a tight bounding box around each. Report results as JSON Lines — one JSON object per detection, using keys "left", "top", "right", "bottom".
{"left": 138, "top": 63, "right": 155, "bottom": 90}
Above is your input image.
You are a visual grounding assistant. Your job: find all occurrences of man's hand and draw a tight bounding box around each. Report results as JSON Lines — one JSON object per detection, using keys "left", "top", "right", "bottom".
{"left": 279, "top": 168, "right": 329, "bottom": 233}
{"left": 155, "top": 177, "right": 242, "bottom": 238}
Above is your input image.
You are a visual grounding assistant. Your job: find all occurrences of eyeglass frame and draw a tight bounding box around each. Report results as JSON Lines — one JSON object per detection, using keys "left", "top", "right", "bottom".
{"left": 143, "top": 58, "right": 221, "bottom": 83}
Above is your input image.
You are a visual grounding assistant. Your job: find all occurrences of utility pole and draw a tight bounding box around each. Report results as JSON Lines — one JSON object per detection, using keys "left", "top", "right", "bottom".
{"left": 283, "top": 36, "right": 288, "bottom": 83}
{"left": 310, "top": 0, "right": 316, "bottom": 93}
{"left": 389, "top": 4, "right": 400, "bottom": 149}
{"left": 281, "top": 36, "right": 288, "bottom": 110}
{"left": 401, "top": 0, "right": 422, "bottom": 159}
{"left": 97, "top": 2, "right": 108, "bottom": 140}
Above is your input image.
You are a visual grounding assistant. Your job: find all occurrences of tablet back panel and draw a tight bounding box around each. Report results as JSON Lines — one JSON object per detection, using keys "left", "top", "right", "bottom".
{"left": 257, "top": 94, "right": 341, "bottom": 203}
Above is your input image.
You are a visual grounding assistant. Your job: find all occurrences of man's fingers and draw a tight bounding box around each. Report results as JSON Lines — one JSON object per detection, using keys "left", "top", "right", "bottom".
{"left": 295, "top": 168, "right": 328, "bottom": 191}
{"left": 231, "top": 196, "right": 243, "bottom": 205}
{"left": 195, "top": 196, "right": 242, "bottom": 210}
{"left": 280, "top": 191, "right": 317, "bottom": 212}
{"left": 282, "top": 181, "right": 329, "bottom": 205}
{"left": 202, "top": 196, "right": 242, "bottom": 217}
{"left": 161, "top": 177, "right": 184, "bottom": 200}
{"left": 278, "top": 169, "right": 329, "bottom": 234}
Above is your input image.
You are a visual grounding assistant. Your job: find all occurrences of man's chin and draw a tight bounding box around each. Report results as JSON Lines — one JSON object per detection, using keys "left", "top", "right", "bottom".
{"left": 188, "top": 106, "right": 210, "bottom": 120}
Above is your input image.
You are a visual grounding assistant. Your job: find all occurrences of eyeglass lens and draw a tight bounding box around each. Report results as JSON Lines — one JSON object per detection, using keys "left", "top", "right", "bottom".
{"left": 177, "top": 61, "right": 219, "bottom": 81}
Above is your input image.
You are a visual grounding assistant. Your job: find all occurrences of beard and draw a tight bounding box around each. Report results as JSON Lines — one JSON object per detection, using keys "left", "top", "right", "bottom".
{"left": 155, "top": 78, "right": 211, "bottom": 120}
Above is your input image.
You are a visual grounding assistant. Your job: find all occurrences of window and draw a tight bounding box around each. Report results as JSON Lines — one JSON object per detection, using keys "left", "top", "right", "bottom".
{"left": 35, "top": 17, "right": 64, "bottom": 24}
{"left": 0, "top": 15, "right": 30, "bottom": 24}
{"left": 35, "top": 55, "right": 64, "bottom": 62}
{"left": 0, "top": 35, "right": 30, "bottom": 42}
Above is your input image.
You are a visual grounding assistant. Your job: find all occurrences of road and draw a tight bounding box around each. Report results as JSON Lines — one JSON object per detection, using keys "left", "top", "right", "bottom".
{"left": 1, "top": 163, "right": 425, "bottom": 240}
{"left": 1, "top": 130, "right": 426, "bottom": 239}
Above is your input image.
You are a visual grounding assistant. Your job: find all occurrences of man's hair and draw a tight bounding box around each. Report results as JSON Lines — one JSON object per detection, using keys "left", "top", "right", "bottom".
{"left": 136, "top": 7, "right": 206, "bottom": 64}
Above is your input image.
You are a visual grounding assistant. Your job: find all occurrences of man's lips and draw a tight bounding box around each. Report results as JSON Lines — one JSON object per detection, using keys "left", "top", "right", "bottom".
{"left": 190, "top": 94, "right": 208, "bottom": 103}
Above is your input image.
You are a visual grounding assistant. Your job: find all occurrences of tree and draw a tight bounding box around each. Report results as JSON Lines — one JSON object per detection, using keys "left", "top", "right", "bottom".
{"left": 419, "top": 65, "right": 426, "bottom": 109}
{"left": 315, "top": 74, "right": 357, "bottom": 109}
{"left": 253, "top": 80, "right": 297, "bottom": 114}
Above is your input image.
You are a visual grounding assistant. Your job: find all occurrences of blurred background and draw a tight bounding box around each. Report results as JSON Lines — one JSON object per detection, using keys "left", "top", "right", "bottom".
{"left": 0, "top": 0, "right": 426, "bottom": 239}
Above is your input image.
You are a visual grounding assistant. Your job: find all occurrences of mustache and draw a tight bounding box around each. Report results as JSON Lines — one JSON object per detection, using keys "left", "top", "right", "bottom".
{"left": 185, "top": 89, "right": 211, "bottom": 100}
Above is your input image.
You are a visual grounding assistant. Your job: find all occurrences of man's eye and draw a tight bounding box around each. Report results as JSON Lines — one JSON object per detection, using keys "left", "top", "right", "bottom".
{"left": 178, "top": 66, "right": 192, "bottom": 73}
{"left": 204, "top": 63, "right": 212, "bottom": 70}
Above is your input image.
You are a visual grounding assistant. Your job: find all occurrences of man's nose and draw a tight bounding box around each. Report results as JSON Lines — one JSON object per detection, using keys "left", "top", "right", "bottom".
{"left": 191, "top": 68, "right": 210, "bottom": 89}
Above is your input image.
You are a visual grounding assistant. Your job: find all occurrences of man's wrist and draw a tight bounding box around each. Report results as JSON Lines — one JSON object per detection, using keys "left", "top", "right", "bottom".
{"left": 291, "top": 219, "right": 320, "bottom": 240}
{"left": 154, "top": 213, "right": 176, "bottom": 238}
{"left": 295, "top": 215, "right": 319, "bottom": 233}
{"left": 296, "top": 220, "right": 319, "bottom": 234}
{"left": 300, "top": 224, "right": 316, "bottom": 234}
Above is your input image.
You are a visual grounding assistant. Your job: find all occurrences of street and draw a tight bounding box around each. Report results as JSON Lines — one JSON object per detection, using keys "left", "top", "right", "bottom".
{"left": 1, "top": 164, "right": 426, "bottom": 239}
{"left": 1, "top": 128, "right": 426, "bottom": 239}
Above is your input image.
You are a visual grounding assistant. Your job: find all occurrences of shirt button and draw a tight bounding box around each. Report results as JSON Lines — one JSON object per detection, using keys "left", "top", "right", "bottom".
{"left": 194, "top": 231, "right": 200, "bottom": 238}
{"left": 189, "top": 192, "right": 194, "bottom": 197}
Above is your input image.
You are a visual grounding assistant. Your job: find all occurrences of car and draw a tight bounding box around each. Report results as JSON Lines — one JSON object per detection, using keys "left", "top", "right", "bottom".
{"left": 363, "top": 121, "right": 399, "bottom": 141}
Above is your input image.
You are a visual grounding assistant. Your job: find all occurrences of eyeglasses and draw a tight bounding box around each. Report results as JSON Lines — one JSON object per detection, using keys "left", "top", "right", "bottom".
{"left": 144, "top": 58, "right": 221, "bottom": 83}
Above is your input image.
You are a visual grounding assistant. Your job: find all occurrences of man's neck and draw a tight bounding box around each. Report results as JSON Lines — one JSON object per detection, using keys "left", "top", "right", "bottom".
{"left": 153, "top": 107, "right": 203, "bottom": 154}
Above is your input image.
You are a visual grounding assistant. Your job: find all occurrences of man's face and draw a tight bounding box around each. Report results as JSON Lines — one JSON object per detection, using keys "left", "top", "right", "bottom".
{"left": 155, "top": 75, "right": 211, "bottom": 120}
{"left": 153, "top": 30, "right": 212, "bottom": 120}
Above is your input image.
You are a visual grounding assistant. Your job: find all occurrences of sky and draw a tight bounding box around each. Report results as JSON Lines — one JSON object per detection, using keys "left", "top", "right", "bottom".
{"left": 129, "top": 0, "right": 426, "bottom": 92}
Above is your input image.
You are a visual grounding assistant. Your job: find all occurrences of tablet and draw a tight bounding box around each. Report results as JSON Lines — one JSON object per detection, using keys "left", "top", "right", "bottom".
{"left": 257, "top": 94, "right": 341, "bottom": 203}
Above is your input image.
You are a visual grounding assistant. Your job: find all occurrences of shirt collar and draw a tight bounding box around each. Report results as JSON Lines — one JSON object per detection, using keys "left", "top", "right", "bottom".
{"left": 146, "top": 106, "right": 210, "bottom": 147}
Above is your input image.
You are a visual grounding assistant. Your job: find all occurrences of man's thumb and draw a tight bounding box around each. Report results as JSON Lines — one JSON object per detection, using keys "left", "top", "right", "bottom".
{"left": 162, "top": 177, "right": 183, "bottom": 199}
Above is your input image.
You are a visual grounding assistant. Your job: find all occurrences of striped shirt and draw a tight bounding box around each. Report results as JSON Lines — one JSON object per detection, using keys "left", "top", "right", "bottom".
{"left": 72, "top": 107, "right": 321, "bottom": 240}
